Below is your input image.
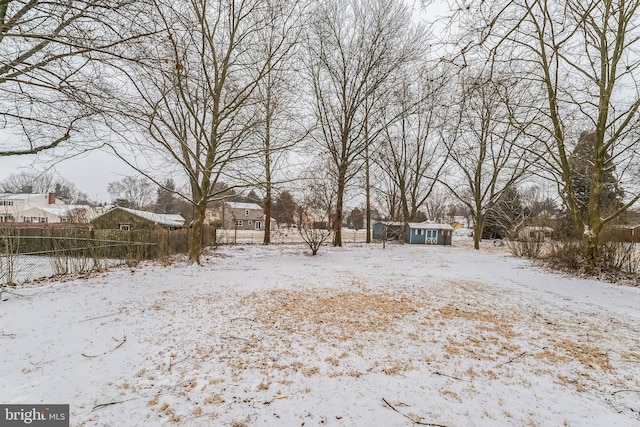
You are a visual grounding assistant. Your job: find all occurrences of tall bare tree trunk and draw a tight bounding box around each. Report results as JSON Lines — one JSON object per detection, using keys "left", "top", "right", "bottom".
{"left": 264, "top": 145, "right": 272, "bottom": 245}
{"left": 190, "top": 197, "right": 208, "bottom": 262}
{"left": 365, "top": 141, "right": 371, "bottom": 243}
{"left": 334, "top": 170, "right": 346, "bottom": 247}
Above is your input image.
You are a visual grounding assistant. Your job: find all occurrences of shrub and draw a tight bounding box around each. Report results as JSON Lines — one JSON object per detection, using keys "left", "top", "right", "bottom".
{"left": 542, "top": 241, "right": 584, "bottom": 272}
{"left": 507, "top": 236, "right": 545, "bottom": 258}
{"left": 599, "top": 240, "right": 639, "bottom": 275}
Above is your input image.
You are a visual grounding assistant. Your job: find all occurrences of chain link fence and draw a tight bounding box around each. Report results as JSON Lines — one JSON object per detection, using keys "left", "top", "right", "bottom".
{"left": 0, "top": 226, "right": 216, "bottom": 286}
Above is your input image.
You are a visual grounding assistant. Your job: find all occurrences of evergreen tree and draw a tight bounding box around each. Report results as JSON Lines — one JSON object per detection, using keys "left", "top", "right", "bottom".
{"left": 272, "top": 191, "right": 297, "bottom": 227}
{"left": 156, "top": 179, "right": 177, "bottom": 214}
{"left": 569, "top": 131, "right": 624, "bottom": 223}
{"left": 483, "top": 186, "right": 528, "bottom": 239}
{"left": 345, "top": 208, "right": 364, "bottom": 230}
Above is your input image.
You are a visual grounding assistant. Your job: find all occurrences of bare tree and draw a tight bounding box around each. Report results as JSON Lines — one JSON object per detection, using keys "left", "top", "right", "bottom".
{"left": 240, "top": 0, "right": 310, "bottom": 245}
{"left": 0, "top": 172, "right": 57, "bottom": 194}
{"left": 0, "top": 172, "right": 88, "bottom": 203}
{"left": 306, "top": 0, "right": 425, "bottom": 246}
{"left": 374, "top": 172, "right": 403, "bottom": 221}
{"left": 296, "top": 177, "right": 334, "bottom": 256}
{"left": 107, "top": 176, "right": 155, "bottom": 210}
{"left": 375, "top": 68, "right": 449, "bottom": 226}
{"left": 440, "top": 71, "right": 535, "bottom": 250}
{"left": 424, "top": 188, "right": 450, "bottom": 223}
{"left": 452, "top": 0, "right": 640, "bottom": 269}
{"left": 106, "top": 0, "right": 297, "bottom": 262}
{"left": 0, "top": 1, "right": 148, "bottom": 156}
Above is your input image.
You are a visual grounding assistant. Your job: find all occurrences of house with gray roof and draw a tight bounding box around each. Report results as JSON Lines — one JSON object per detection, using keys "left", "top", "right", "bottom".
{"left": 214, "top": 201, "right": 275, "bottom": 231}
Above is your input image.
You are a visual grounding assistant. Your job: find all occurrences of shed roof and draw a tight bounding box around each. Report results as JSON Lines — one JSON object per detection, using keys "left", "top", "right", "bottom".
{"left": 373, "top": 221, "right": 404, "bottom": 226}
{"left": 108, "top": 207, "right": 185, "bottom": 227}
{"left": 407, "top": 222, "right": 454, "bottom": 230}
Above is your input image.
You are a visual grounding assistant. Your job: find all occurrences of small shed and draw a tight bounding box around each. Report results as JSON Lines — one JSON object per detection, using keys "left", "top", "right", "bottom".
{"left": 371, "top": 221, "right": 404, "bottom": 240}
{"left": 405, "top": 222, "right": 453, "bottom": 245}
{"left": 93, "top": 207, "right": 185, "bottom": 231}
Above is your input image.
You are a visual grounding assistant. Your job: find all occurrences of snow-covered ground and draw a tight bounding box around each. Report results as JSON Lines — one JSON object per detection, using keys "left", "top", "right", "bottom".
{"left": 1, "top": 240, "right": 639, "bottom": 426}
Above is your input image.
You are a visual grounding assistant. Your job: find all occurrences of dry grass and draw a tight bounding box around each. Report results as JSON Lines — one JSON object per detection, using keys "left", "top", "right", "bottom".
{"left": 241, "top": 288, "right": 419, "bottom": 339}
{"left": 233, "top": 284, "right": 632, "bottom": 389}
{"left": 125, "top": 278, "right": 640, "bottom": 425}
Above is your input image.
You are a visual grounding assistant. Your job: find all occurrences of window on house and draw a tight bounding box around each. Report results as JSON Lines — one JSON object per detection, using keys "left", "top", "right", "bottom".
{"left": 416, "top": 229, "right": 424, "bottom": 236}
{"left": 245, "top": 209, "right": 249, "bottom": 216}
{"left": 236, "top": 220, "right": 243, "bottom": 227}
{"left": 39, "top": 217, "right": 47, "bottom": 223}
{"left": 119, "top": 224, "right": 131, "bottom": 231}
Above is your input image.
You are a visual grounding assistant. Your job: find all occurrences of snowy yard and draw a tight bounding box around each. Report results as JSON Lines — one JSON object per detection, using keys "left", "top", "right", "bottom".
{"left": 1, "top": 241, "right": 640, "bottom": 426}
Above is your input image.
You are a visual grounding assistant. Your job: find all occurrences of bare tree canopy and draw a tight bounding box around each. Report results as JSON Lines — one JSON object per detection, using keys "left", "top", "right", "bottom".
{"left": 375, "top": 67, "right": 449, "bottom": 225}
{"left": 306, "top": 0, "right": 427, "bottom": 246}
{"left": 0, "top": 0, "right": 147, "bottom": 156}
{"left": 107, "top": 175, "right": 156, "bottom": 210}
{"left": 440, "top": 69, "right": 536, "bottom": 249}
{"left": 106, "top": 0, "right": 303, "bottom": 262}
{"left": 0, "top": 171, "right": 88, "bottom": 203}
{"left": 449, "top": 0, "right": 640, "bottom": 268}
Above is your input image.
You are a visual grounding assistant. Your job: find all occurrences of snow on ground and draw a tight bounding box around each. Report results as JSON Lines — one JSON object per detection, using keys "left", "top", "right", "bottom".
{"left": 1, "top": 240, "right": 640, "bottom": 427}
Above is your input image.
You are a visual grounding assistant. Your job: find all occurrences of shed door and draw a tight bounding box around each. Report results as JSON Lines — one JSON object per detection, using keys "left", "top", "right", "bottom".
{"left": 442, "top": 230, "right": 450, "bottom": 245}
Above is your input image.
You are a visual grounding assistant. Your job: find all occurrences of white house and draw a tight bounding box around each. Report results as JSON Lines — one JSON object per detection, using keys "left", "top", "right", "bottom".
{"left": 0, "top": 192, "right": 97, "bottom": 224}
{"left": 0, "top": 192, "right": 63, "bottom": 223}
{"left": 20, "top": 205, "right": 97, "bottom": 224}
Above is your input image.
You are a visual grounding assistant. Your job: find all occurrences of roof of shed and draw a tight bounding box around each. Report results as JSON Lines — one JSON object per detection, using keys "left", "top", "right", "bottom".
{"left": 107, "top": 207, "right": 185, "bottom": 227}
{"left": 407, "top": 222, "right": 454, "bottom": 230}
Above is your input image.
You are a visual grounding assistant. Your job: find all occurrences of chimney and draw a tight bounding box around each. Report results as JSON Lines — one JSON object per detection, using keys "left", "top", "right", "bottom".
{"left": 48, "top": 192, "right": 56, "bottom": 204}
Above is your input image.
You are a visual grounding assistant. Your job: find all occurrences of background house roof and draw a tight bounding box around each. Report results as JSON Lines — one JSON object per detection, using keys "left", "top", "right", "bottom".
{"left": 0, "top": 193, "right": 36, "bottom": 200}
{"left": 0, "top": 193, "right": 61, "bottom": 202}
{"left": 226, "top": 202, "right": 263, "bottom": 210}
{"left": 23, "top": 205, "right": 96, "bottom": 218}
